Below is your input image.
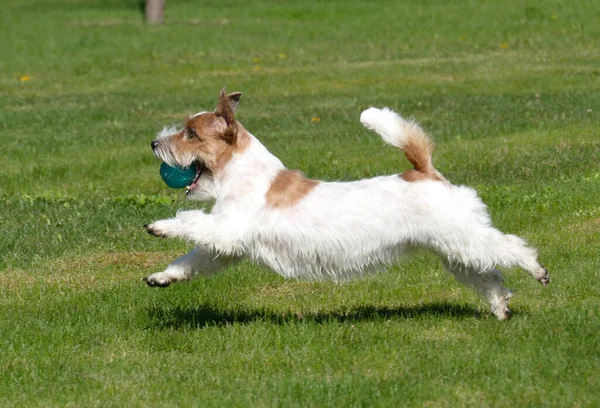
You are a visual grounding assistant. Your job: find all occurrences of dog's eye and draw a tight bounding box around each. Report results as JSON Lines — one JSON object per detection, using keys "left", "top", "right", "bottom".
{"left": 186, "top": 128, "right": 200, "bottom": 140}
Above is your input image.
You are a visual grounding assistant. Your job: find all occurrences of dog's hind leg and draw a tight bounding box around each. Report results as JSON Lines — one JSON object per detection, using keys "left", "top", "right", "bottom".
{"left": 449, "top": 223, "right": 550, "bottom": 287}
{"left": 143, "top": 247, "right": 238, "bottom": 287}
{"left": 498, "top": 234, "right": 550, "bottom": 286}
{"left": 443, "top": 260, "right": 513, "bottom": 320}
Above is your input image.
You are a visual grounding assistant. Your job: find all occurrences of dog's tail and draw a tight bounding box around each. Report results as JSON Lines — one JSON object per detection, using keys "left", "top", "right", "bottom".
{"left": 360, "top": 107, "right": 443, "bottom": 180}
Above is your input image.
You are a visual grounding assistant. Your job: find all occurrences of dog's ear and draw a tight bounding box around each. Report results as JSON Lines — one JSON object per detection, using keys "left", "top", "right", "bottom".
{"left": 215, "top": 88, "right": 242, "bottom": 125}
{"left": 215, "top": 88, "right": 242, "bottom": 144}
{"left": 227, "top": 91, "right": 242, "bottom": 113}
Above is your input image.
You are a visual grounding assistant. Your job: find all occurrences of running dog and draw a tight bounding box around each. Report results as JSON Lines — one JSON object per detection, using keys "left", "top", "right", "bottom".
{"left": 144, "top": 89, "right": 549, "bottom": 320}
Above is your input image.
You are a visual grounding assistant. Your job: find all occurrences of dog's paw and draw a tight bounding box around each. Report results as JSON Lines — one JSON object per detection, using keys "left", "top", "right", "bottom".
{"left": 143, "top": 272, "right": 173, "bottom": 287}
{"left": 144, "top": 219, "right": 181, "bottom": 238}
{"left": 491, "top": 293, "right": 513, "bottom": 321}
{"left": 537, "top": 265, "right": 550, "bottom": 286}
{"left": 144, "top": 223, "right": 166, "bottom": 238}
{"left": 496, "top": 307, "right": 512, "bottom": 321}
{"left": 491, "top": 303, "right": 512, "bottom": 321}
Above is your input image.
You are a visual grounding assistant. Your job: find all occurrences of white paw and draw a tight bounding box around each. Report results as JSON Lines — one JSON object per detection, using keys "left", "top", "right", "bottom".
{"left": 491, "top": 294, "right": 513, "bottom": 320}
{"left": 144, "top": 219, "right": 180, "bottom": 238}
{"left": 144, "top": 223, "right": 165, "bottom": 238}
{"left": 537, "top": 265, "right": 550, "bottom": 286}
{"left": 143, "top": 272, "right": 173, "bottom": 287}
{"left": 493, "top": 306, "right": 512, "bottom": 321}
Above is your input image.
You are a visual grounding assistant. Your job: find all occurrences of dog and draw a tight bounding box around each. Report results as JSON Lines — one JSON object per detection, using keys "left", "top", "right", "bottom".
{"left": 144, "top": 88, "right": 549, "bottom": 320}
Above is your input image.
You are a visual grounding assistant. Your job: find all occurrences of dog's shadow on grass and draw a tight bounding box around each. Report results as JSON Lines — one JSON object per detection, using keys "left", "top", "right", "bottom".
{"left": 147, "top": 302, "right": 483, "bottom": 330}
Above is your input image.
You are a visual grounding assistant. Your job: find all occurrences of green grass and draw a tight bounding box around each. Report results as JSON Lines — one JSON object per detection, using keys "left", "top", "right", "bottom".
{"left": 1, "top": 0, "right": 599, "bottom": 406}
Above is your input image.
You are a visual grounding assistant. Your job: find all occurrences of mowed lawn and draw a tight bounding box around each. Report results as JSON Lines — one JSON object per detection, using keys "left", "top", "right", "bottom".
{"left": 1, "top": 0, "right": 599, "bottom": 406}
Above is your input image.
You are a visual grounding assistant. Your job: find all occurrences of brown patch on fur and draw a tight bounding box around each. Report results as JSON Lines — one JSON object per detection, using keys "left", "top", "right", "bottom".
{"left": 168, "top": 113, "right": 250, "bottom": 173}
{"left": 399, "top": 169, "right": 445, "bottom": 183}
{"left": 266, "top": 170, "right": 319, "bottom": 208}
{"left": 233, "top": 123, "right": 251, "bottom": 152}
{"left": 402, "top": 130, "right": 434, "bottom": 174}
{"left": 164, "top": 89, "right": 249, "bottom": 173}
{"left": 399, "top": 127, "right": 447, "bottom": 183}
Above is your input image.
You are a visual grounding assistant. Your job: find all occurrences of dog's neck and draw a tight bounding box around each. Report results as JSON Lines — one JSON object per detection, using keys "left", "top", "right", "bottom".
{"left": 200, "top": 128, "right": 285, "bottom": 206}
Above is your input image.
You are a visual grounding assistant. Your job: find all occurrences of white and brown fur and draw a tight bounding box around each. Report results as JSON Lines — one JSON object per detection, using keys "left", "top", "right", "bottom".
{"left": 144, "top": 89, "right": 549, "bottom": 320}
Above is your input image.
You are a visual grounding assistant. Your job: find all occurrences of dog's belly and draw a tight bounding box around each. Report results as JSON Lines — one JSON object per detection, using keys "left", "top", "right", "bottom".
{"left": 250, "top": 240, "right": 409, "bottom": 281}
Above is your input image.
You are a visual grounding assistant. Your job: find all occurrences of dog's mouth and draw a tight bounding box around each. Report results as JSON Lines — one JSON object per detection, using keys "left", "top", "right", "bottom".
{"left": 185, "top": 161, "right": 206, "bottom": 195}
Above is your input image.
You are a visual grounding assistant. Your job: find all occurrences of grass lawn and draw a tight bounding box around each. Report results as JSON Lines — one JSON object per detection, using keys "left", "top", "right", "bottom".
{"left": 1, "top": 0, "right": 599, "bottom": 406}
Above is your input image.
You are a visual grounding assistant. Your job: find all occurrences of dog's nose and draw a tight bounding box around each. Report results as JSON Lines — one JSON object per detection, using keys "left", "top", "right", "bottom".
{"left": 151, "top": 141, "right": 158, "bottom": 149}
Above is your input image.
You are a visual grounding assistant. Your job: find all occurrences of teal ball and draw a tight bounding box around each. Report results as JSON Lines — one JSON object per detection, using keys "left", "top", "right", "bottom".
{"left": 159, "top": 162, "right": 197, "bottom": 189}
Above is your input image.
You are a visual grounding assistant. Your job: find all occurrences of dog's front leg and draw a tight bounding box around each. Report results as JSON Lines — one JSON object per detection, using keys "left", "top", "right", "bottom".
{"left": 145, "top": 216, "right": 187, "bottom": 239}
{"left": 143, "top": 247, "right": 238, "bottom": 287}
{"left": 145, "top": 210, "right": 246, "bottom": 254}
{"left": 145, "top": 210, "right": 219, "bottom": 240}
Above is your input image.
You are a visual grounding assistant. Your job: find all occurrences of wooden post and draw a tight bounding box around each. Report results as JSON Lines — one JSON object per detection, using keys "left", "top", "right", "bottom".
{"left": 145, "top": 0, "right": 165, "bottom": 24}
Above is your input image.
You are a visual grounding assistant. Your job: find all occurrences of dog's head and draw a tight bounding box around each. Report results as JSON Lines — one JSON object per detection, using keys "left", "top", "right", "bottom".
{"left": 151, "top": 88, "right": 246, "bottom": 199}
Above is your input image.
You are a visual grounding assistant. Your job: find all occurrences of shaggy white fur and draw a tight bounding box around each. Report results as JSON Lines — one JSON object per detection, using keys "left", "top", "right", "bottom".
{"left": 144, "top": 93, "right": 549, "bottom": 320}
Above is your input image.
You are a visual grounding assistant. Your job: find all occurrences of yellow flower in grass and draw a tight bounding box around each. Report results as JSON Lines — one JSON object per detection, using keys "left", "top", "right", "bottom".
{"left": 279, "top": 53, "right": 286, "bottom": 59}
{"left": 19, "top": 75, "right": 31, "bottom": 82}
{"left": 311, "top": 117, "right": 320, "bottom": 123}
{"left": 500, "top": 43, "right": 509, "bottom": 49}
{"left": 253, "top": 57, "right": 261, "bottom": 63}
